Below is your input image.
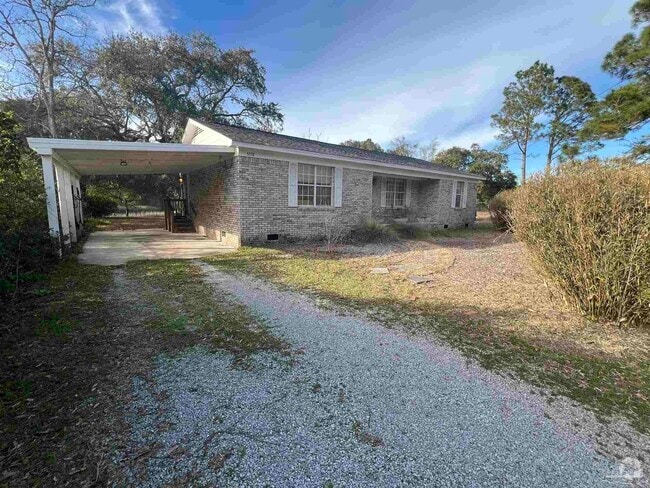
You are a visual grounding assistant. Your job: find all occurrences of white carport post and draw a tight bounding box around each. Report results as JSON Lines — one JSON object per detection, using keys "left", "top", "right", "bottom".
{"left": 53, "top": 161, "right": 74, "bottom": 245}
{"left": 40, "top": 155, "right": 62, "bottom": 253}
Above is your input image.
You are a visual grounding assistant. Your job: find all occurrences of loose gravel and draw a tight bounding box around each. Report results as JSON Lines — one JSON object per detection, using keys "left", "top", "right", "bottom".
{"left": 118, "top": 263, "right": 641, "bottom": 487}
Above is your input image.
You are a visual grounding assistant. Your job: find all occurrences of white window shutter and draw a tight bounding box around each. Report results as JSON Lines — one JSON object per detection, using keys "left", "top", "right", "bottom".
{"left": 451, "top": 180, "right": 457, "bottom": 208}
{"left": 380, "top": 177, "right": 387, "bottom": 208}
{"left": 334, "top": 167, "right": 343, "bottom": 207}
{"left": 288, "top": 162, "right": 298, "bottom": 207}
{"left": 405, "top": 179, "right": 412, "bottom": 207}
{"left": 462, "top": 182, "right": 468, "bottom": 208}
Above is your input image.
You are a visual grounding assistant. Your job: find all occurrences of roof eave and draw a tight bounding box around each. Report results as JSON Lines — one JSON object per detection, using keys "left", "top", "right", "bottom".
{"left": 233, "top": 141, "right": 486, "bottom": 181}
{"left": 27, "top": 137, "right": 235, "bottom": 156}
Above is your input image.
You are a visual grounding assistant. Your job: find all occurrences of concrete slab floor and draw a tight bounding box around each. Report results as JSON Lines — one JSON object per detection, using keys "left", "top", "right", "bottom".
{"left": 78, "top": 229, "right": 236, "bottom": 266}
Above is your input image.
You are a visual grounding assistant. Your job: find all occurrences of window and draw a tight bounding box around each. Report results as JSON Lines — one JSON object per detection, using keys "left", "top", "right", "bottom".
{"left": 298, "top": 163, "right": 333, "bottom": 206}
{"left": 453, "top": 181, "right": 466, "bottom": 208}
{"left": 383, "top": 177, "right": 407, "bottom": 208}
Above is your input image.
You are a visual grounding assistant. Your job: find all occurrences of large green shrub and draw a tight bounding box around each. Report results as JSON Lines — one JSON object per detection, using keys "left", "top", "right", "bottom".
{"left": 84, "top": 182, "right": 141, "bottom": 217}
{"left": 84, "top": 188, "right": 118, "bottom": 217}
{"left": 508, "top": 161, "right": 650, "bottom": 327}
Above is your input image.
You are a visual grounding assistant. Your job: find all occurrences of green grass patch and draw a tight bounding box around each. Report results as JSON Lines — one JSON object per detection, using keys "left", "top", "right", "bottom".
{"left": 37, "top": 314, "right": 75, "bottom": 336}
{"left": 0, "top": 380, "right": 33, "bottom": 418}
{"left": 125, "top": 259, "right": 289, "bottom": 358}
{"left": 204, "top": 247, "right": 650, "bottom": 433}
{"left": 26, "top": 259, "right": 113, "bottom": 339}
{"left": 83, "top": 217, "right": 112, "bottom": 232}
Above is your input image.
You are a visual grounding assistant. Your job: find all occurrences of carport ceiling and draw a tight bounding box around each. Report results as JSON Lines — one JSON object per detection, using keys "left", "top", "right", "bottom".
{"left": 28, "top": 138, "right": 235, "bottom": 175}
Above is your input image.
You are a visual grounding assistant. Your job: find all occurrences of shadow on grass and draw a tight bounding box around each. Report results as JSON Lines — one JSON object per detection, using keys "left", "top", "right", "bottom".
{"left": 203, "top": 248, "right": 650, "bottom": 435}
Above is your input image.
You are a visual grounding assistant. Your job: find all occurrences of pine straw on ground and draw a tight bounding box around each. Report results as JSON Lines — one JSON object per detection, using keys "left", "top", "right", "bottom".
{"left": 0, "top": 258, "right": 287, "bottom": 488}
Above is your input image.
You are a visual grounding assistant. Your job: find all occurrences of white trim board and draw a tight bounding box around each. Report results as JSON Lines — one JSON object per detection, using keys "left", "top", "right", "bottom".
{"left": 27, "top": 138, "right": 235, "bottom": 156}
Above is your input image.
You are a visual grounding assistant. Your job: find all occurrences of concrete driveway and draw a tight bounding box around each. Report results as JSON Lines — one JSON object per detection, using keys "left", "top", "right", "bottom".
{"left": 78, "top": 229, "right": 236, "bottom": 265}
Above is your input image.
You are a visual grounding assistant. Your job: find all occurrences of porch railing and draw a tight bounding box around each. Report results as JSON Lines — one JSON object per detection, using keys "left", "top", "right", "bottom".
{"left": 164, "top": 198, "right": 188, "bottom": 232}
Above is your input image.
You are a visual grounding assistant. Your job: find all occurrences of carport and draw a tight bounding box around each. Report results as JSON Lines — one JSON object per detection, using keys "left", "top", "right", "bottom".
{"left": 27, "top": 138, "right": 235, "bottom": 253}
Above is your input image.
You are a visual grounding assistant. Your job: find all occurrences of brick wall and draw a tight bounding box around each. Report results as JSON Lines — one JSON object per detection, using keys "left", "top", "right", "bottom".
{"left": 189, "top": 156, "right": 478, "bottom": 248}
{"left": 434, "top": 179, "right": 478, "bottom": 228}
{"left": 237, "top": 156, "right": 373, "bottom": 245}
{"left": 188, "top": 157, "right": 241, "bottom": 247}
{"left": 371, "top": 176, "right": 477, "bottom": 229}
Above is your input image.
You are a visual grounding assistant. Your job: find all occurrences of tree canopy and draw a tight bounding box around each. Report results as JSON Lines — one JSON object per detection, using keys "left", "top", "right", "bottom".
{"left": 583, "top": 0, "right": 650, "bottom": 157}
{"left": 491, "top": 61, "right": 554, "bottom": 183}
{"left": 340, "top": 139, "right": 384, "bottom": 152}
{"left": 387, "top": 136, "right": 419, "bottom": 157}
{"left": 0, "top": 13, "right": 284, "bottom": 141}
{"left": 436, "top": 143, "right": 516, "bottom": 202}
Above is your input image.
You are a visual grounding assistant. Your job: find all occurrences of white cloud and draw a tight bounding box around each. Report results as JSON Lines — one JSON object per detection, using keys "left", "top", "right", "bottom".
{"left": 282, "top": 59, "right": 506, "bottom": 146}
{"left": 275, "top": 0, "right": 632, "bottom": 153}
{"left": 438, "top": 126, "right": 500, "bottom": 150}
{"left": 92, "top": 0, "right": 167, "bottom": 36}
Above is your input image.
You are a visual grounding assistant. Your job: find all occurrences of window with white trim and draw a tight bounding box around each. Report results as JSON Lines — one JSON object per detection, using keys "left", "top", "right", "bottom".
{"left": 298, "top": 163, "right": 333, "bottom": 206}
{"left": 453, "top": 181, "right": 466, "bottom": 208}
{"left": 384, "top": 177, "right": 407, "bottom": 208}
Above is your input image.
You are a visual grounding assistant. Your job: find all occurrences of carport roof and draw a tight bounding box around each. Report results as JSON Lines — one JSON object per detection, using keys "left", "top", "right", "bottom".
{"left": 27, "top": 138, "right": 235, "bottom": 175}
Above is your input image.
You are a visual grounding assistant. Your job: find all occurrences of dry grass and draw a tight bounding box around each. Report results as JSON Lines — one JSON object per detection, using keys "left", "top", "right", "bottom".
{"left": 273, "top": 230, "right": 649, "bottom": 361}
{"left": 205, "top": 228, "right": 650, "bottom": 432}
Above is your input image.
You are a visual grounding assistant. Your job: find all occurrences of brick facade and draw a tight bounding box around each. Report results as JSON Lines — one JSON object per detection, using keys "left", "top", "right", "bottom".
{"left": 237, "top": 156, "right": 372, "bottom": 245}
{"left": 189, "top": 157, "right": 241, "bottom": 247}
{"left": 371, "top": 176, "right": 477, "bottom": 229}
{"left": 189, "top": 156, "right": 478, "bottom": 247}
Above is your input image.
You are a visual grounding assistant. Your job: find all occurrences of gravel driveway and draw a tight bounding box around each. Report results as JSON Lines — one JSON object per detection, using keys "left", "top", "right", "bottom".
{"left": 119, "top": 262, "right": 638, "bottom": 487}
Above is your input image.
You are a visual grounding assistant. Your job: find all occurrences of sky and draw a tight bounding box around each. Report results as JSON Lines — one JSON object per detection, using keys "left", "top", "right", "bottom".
{"left": 91, "top": 0, "right": 639, "bottom": 177}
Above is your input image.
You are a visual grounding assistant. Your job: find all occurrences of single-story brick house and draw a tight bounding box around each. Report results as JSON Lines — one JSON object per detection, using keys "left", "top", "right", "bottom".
{"left": 28, "top": 118, "right": 483, "bottom": 249}
{"left": 183, "top": 119, "right": 483, "bottom": 247}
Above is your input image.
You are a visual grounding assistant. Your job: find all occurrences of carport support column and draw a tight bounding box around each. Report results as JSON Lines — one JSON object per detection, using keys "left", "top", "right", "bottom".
{"left": 41, "top": 155, "right": 62, "bottom": 254}
{"left": 53, "top": 161, "right": 73, "bottom": 245}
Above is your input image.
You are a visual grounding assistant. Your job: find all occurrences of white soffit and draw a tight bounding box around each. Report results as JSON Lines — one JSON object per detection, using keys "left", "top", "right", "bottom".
{"left": 27, "top": 138, "right": 235, "bottom": 175}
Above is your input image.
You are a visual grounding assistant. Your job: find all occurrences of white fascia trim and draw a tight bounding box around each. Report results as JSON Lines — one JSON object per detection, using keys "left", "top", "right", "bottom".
{"left": 182, "top": 118, "right": 234, "bottom": 145}
{"left": 235, "top": 143, "right": 485, "bottom": 181}
{"left": 27, "top": 137, "right": 235, "bottom": 156}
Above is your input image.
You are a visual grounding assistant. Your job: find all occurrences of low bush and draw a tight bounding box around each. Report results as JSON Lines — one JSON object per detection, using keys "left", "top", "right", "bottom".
{"left": 391, "top": 223, "right": 430, "bottom": 240}
{"left": 350, "top": 219, "right": 397, "bottom": 243}
{"left": 84, "top": 191, "right": 118, "bottom": 217}
{"left": 0, "top": 156, "right": 58, "bottom": 295}
{"left": 508, "top": 161, "right": 650, "bottom": 327}
{"left": 488, "top": 190, "right": 514, "bottom": 230}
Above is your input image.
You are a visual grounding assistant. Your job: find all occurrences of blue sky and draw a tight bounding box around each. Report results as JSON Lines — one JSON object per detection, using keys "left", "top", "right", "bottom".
{"left": 91, "top": 0, "right": 638, "bottom": 177}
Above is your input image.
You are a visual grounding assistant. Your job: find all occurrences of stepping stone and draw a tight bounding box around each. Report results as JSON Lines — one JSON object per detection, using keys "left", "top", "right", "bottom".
{"left": 409, "top": 275, "right": 433, "bottom": 284}
{"left": 370, "top": 267, "right": 390, "bottom": 274}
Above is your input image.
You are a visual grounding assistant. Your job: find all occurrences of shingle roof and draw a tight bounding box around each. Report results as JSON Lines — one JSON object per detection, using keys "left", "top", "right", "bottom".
{"left": 197, "top": 120, "right": 473, "bottom": 177}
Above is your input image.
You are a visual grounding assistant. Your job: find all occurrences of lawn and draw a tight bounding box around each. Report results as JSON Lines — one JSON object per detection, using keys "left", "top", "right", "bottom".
{"left": 204, "top": 225, "right": 650, "bottom": 434}
{"left": 0, "top": 257, "right": 287, "bottom": 487}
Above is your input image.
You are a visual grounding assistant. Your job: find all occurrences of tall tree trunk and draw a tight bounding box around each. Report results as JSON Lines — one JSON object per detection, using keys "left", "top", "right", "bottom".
{"left": 546, "top": 135, "right": 554, "bottom": 174}
{"left": 45, "top": 65, "right": 58, "bottom": 137}
{"left": 521, "top": 137, "right": 528, "bottom": 184}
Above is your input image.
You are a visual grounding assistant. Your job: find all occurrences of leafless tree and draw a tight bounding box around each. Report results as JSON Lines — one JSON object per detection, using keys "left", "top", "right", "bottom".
{"left": 323, "top": 210, "right": 345, "bottom": 252}
{"left": 0, "top": 0, "right": 96, "bottom": 137}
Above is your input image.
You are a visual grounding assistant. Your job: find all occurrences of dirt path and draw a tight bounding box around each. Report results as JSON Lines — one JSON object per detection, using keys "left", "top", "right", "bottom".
{"left": 115, "top": 262, "right": 648, "bottom": 487}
